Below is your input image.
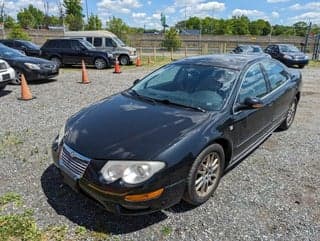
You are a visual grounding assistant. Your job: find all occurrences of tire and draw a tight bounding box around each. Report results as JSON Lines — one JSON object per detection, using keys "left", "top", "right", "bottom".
{"left": 0, "top": 85, "right": 5, "bottom": 91}
{"left": 12, "top": 69, "right": 22, "bottom": 85}
{"left": 298, "top": 65, "right": 304, "bottom": 69}
{"left": 183, "top": 143, "right": 225, "bottom": 206}
{"left": 94, "top": 58, "right": 107, "bottom": 69}
{"left": 278, "top": 97, "right": 298, "bottom": 131}
{"left": 119, "top": 55, "right": 130, "bottom": 65}
{"left": 50, "top": 57, "right": 62, "bottom": 68}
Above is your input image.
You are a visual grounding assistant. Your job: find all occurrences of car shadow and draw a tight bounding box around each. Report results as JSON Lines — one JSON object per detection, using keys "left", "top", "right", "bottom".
{"left": 41, "top": 165, "right": 168, "bottom": 234}
{"left": 0, "top": 90, "right": 12, "bottom": 97}
{"left": 28, "top": 78, "right": 58, "bottom": 85}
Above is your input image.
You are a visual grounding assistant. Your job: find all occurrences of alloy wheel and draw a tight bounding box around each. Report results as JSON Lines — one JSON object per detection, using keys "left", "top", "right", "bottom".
{"left": 286, "top": 100, "right": 297, "bottom": 127}
{"left": 94, "top": 58, "right": 107, "bottom": 69}
{"left": 194, "top": 152, "right": 220, "bottom": 197}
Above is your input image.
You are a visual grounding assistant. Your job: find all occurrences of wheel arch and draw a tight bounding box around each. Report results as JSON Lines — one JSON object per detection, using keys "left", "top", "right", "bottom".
{"left": 206, "top": 137, "right": 233, "bottom": 170}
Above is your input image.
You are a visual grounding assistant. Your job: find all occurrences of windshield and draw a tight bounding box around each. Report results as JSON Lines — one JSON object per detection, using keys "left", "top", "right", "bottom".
{"left": 113, "top": 37, "right": 126, "bottom": 47}
{"left": 22, "top": 41, "right": 39, "bottom": 49}
{"left": 132, "top": 64, "right": 238, "bottom": 111}
{"left": 280, "top": 45, "right": 300, "bottom": 53}
{"left": 79, "top": 39, "right": 94, "bottom": 49}
{"left": 0, "top": 47, "right": 25, "bottom": 58}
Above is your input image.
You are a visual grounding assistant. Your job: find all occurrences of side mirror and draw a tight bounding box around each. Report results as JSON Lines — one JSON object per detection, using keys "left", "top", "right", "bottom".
{"left": 133, "top": 79, "right": 140, "bottom": 85}
{"left": 235, "top": 97, "right": 264, "bottom": 112}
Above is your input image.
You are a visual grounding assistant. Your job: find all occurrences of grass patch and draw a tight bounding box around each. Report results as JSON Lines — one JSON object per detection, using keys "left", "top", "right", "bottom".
{"left": 0, "top": 192, "right": 22, "bottom": 207}
{"left": 161, "top": 225, "right": 172, "bottom": 236}
{"left": 308, "top": 60, "right": 320, "bottom": 67}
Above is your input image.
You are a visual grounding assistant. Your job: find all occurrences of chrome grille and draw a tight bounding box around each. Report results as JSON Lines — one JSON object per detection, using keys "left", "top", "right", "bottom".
{"left": 59, "top": 144, "right": 91, "bottom": 179}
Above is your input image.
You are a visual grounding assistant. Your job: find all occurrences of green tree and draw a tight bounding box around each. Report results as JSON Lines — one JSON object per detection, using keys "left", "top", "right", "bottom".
{"left": 63, "top": 0, "right": 83, "bottom": 30}
{"left": 293, "top": 21, "right": 307, "bottom": 37}
{"left": 4, "top": 15, "right": 16, "bottom": 29}
{"left": 231, "top": 16, "right": 250, "bottom": 35}
{"left": 162, "top": 27, "right": 181, "bottom": 51}
{"left": 8, "top": 25, "right": 31, "bottom": 40}
{"left": 249, "top": 19, "right": 271, "bottom": 35}
{"left": 85, "top": 15, "right": 102, "bottom": 30}
{"left": 17, "top": 5, "right": 44, "bottom": 28}
{"left": 106, "top": 17, "right": 129, "bottom": 41}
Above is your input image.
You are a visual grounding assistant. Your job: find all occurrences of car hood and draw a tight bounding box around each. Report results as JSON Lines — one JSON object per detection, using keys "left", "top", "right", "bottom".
{"left": 9, "top": 56, "right": 54, "bottom": 64}
{"left": 64, "top": 93, "right": 209, "bottom": 160}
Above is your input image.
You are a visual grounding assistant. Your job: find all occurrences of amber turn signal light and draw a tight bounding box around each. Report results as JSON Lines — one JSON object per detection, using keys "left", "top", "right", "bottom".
{"left": 124, "top": 188, "right": 164, "bottom": 202}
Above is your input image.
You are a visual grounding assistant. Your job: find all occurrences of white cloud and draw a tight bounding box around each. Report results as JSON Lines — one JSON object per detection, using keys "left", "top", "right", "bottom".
{"left": 174, "top": 0, "right": 225, "bottom": 18}
{"left": 132, "top": 12, "right": 146, "bottom": 18}
{"left": 232, "top": 9, "right": 265, "bottom": 18}
{"left": 289, "top": 11, "right": 320, "bottom": 24}
{"left": 147, "top": 1, "right": 151, "bottom": 5}
{"left": 289, "top": 2, "right": 320, "bottom": 11}
{"left": 164, "top": 6, "right": 176, "bottom": 14}
{"left": 267, "top": 0, "right": 290, "bottom": 3}
{"left": 97, "top": 0, "right": 142, "bottom": 14}
{"left": 271, "top": 11, "right": 279, "bottom": 18}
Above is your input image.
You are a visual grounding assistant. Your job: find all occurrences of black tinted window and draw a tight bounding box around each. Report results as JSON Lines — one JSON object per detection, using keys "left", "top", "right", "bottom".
{"left": 60, "top": 40, "right": 71, "bottom": 49}
{"left": 105, "top": 38, "right": 114, "bottom": 47}
{"left": 262, "top": 61, "right": 289, "bottom": 90}
{"left": 93, "top": 37, "right": 102, "bottom": 47}
{"left": 238, "top": 64, "right": 268, "bottom": 103}
{"left": 2, "top": 40, "right": 13, "bottom": 47}
{"left": 86, "top": 37, "right": 92, "bottom": 43}
{"left": 44, "top": 40, "right": 58, "bottom": 48}
{"left": 71, "top": 40, "right": 81, "bottom": 49}
{"left": 15, "top": 41, "right": 23, "bottom": 47}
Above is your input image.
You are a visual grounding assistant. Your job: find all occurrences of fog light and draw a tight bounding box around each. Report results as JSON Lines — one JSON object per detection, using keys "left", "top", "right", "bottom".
{"left": 124, "top": 188, "right": 164, "bottom": 202}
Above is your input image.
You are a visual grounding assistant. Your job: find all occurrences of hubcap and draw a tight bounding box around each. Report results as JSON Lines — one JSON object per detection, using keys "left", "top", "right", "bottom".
{"left": 195, "top": 152, "right": 220, "bottom": 197}
{"left": 14, "top": 71, "right": 22, "bottom": 84}
{"left": 286, "top": 101, "right": 296, "bottom": 126}
{"left": 95, "top": 59, "right": 106, "bottom": 69}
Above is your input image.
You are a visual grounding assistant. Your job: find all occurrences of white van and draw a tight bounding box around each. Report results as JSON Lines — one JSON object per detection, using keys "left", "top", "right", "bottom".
{"left": 64, "top": 31, "right": 137, "bottom": 65}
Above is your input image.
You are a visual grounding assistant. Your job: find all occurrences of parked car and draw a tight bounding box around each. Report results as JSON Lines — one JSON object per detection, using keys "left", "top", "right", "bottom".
{"left": 231, "top": 44, "right": 265, "bottom": 55}
{"left": 52, "top": 54, "right": 301, "bottom": 215}
{"left": 0, "top": 39, "right": 41, "bottom": 57}
{"left": 0, "top": 59, "right": 15, "bottom": 91}
{"left": 64, "top": 30, "right": 137, "bottom": 65}
{"left": 41, "top": 39, "right": 115, "bottom": 69}
{"left": 0, "top": 44, "right": 59, "bottom": 84}
{"left": 264, "top": 44, "right": 309, "bottom": 68}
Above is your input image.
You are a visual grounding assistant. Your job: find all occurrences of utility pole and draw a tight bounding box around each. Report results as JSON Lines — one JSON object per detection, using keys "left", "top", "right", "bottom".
{"left": 85, "top": 0, "right": 89, "bottom": 24}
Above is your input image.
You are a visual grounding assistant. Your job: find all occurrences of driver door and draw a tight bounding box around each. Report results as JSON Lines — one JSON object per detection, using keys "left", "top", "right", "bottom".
{"left": 231, "top": 63, "right": 273, "bottom": 159}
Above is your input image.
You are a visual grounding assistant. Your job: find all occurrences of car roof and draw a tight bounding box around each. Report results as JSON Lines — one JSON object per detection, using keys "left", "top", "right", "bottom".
{"left": 173, "top": 54, "right": 266, "bottom": 70}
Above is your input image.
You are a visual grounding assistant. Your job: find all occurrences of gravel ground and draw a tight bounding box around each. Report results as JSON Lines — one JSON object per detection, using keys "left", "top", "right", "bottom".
{"left": 0, "top": 65, "right": 319, "bottom": 241}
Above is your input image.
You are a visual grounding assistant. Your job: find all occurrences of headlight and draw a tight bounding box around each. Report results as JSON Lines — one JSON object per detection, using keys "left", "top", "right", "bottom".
{"left": 283, "top": 55, "right": 293, "bottom": 59}
{"left": 57, "top": 123, "right": 66, "bottom": 145}
{"left": 305, "top": 55, "right": 309, "bottom": 60}
{"left": 100, "top": 161, "right": 165, "bottom": 184}
{"left": 1, "top": 60, "right": 10, "bottom": 68}
{"left": 24, "top": 63, "right": 41, "bottom": 70}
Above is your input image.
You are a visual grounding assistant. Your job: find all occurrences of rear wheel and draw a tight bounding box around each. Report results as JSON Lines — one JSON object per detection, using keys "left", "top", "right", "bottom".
{"left": 298, "top": 64, "right": 304, "bottom": 69}
{"left": 119, "top": 55, "right": 130, "bottom": 65}
{"left": 278, "top": 97, "right": 298, "bottom": 130}
{"left": 94, "top": 58, "right": 107, "bottom": 69}
{"left": 183, "top": 143, "right": 225, "bottom": 205}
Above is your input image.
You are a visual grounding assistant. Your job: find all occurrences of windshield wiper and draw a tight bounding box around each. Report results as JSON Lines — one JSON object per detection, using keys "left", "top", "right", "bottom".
{"left": 127, "top": 89, "right": 157, "bottom": 104}
{"left": 156, "top": 99, "right": 206, "bottom": 113}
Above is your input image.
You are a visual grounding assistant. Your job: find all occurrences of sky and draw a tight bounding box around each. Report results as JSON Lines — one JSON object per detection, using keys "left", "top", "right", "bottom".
{"left": 2, "top": 0, "right": 320, "bottom": 29}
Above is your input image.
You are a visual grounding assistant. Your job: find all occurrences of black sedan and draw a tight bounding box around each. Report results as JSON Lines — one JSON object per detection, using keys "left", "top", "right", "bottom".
{"left": 52, "top": 54, "right": 301, "bottom": 215}
{"left": 0, "top": 44, "right": 59, "bottom": 84}
{"left": 264, "top": 44, "right": 309, "bottom": 68}
{"left": 0, "top": 39, "right": 41, "bottom": 57}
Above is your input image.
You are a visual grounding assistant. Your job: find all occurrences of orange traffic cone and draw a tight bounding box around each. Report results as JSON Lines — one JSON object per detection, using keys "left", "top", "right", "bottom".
{"left": 18, "top": 74, "right": 34, "bottom": 101}
{"left": 113, "top": 57, "right": 121, "bottom": 74}
{"left": 136, "top": 57, "right": 142, "bottom": 67}
{"left": 81, "top": 60, "right": 90, "bottom": 84}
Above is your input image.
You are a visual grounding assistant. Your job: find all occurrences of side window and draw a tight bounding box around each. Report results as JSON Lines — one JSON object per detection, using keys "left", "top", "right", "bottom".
{"left": 5, "top": 41, "right": 14, "bottom": 47}
{"left": 262, "top": 61, "right": 289, "bottom": 90}
{"left": 60, "top": 40, "right": 71, "bottom": 49}
{"left": 105, "top": 38, "right": 114, "bottom": 47}
{"left": 93, "top": 37, "right": 102, "bottom": 47}
{"left": 238, "top": 64, "right": 268, "bottom": 103}
{"left": 71, "top": 40, "right": 81, "bottom": 49}
{"left": 86, "top": 37, "right": 92, "bottom": 44}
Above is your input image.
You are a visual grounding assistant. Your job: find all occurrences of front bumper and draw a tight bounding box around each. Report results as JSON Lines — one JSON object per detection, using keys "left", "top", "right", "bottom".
{"left": 282, "top": 58, "right": 309, "bottom": 67}
{"left": 129, "top": 55, "right": 138, "bottom": 63}
{"left": 24, "top": 68, "right": 59, "bottom": 81}
{"left": 0, "top": 67, "right": 15, "bottom": 86}
{"left": 52, "top": 141, "right": 185, "bottom": 215}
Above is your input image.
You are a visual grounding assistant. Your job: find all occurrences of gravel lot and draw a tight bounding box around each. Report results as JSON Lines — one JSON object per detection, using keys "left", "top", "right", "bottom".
{"left": 0, "top": 65, "right": 319, "bottom": 241}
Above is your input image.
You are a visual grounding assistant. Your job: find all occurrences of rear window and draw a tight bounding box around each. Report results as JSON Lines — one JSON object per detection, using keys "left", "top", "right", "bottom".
{"left": 86, "top": 37, "right": 93, "bottom": 44}
{"left": 43, "top": 40, "right": 58, "bottom": 48}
